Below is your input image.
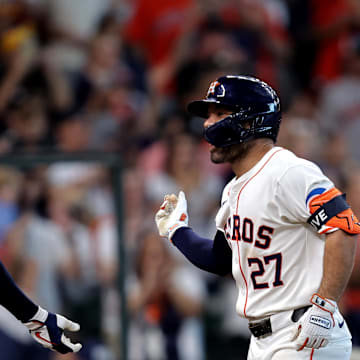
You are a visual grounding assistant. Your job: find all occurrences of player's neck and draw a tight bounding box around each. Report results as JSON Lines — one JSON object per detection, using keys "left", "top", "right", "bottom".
{"left": 232, "top": 141, "right": 274, "bottom": 178}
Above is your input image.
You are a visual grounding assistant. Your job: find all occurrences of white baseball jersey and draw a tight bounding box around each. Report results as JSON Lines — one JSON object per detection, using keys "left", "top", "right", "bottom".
{"left": 215, "top": 146, "right": 337, "bottom": 320}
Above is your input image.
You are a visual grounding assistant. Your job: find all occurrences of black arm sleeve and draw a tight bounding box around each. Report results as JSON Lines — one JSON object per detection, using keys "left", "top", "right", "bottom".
{"left": 0, "top": 261, "right": 38, "bottom": 322}
{"left": 171, "top": 227, "right": 232, "bottom": 276}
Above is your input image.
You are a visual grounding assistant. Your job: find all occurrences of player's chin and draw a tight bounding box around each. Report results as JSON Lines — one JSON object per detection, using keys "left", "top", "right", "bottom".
{"left": 210, "top": 147, "right": 227, "bottom": 164}
{"left": 210, "top": 143, "right": 249, "bottom": 164}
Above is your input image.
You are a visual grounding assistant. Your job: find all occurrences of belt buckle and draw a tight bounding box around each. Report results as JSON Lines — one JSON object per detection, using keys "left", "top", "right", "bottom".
{"left": 248, "top": 317, "right": 272, "bottom": 339}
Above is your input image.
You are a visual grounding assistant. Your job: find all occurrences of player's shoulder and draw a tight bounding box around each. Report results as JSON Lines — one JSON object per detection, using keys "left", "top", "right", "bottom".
{"left": 274, "top": 148, "right": 323, "bottom": 176}
{"left": 274, "top": 148, "right": 330, "bottom": 187}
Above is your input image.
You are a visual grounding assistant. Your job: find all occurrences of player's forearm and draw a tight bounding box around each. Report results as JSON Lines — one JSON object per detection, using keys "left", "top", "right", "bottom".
{"left": 172, "top": 228, "right": 232, "bottom": 276}
{"left": 318, "top": 230, "right": 357, "bottom": 302}
{"left": 0, "top": 261, "right": 38, "bottom": 322}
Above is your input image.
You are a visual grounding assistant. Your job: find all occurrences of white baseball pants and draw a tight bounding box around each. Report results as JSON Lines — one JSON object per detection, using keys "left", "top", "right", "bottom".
{"left": 247, "top": 308, "right": 352, "bottom": 360}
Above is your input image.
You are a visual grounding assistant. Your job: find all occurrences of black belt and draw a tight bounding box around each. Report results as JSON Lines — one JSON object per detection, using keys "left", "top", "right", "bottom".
{"left": 248, "top": 306, "right": 311, "bottom": 338}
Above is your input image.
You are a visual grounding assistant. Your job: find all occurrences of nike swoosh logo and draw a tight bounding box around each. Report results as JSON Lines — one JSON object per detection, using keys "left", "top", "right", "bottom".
{"left": 35, "top": 332, "right": 56, "bottom": 345}
{"left": 338, "top": 320, "right": 345, "bottom": 328}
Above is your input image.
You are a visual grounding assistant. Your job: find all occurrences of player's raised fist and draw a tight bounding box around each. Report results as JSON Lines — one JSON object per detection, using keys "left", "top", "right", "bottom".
{"left": 155, "top": 191, "right": 189, "bottom": 239}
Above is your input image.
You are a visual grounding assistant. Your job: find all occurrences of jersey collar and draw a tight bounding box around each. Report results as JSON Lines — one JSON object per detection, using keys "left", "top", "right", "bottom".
{"left": 232, "top": 146, "right": 283, "bottom": 187}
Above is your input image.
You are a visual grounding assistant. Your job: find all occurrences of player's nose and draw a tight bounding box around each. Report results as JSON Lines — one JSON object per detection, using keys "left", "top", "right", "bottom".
{"left": 203, "top": 114, "right": 217, "bottom": 129}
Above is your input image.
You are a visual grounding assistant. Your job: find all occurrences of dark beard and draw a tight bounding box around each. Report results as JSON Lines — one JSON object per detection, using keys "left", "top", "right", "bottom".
{"left": 210, "top": 141, "right": 254, "bottom": 164}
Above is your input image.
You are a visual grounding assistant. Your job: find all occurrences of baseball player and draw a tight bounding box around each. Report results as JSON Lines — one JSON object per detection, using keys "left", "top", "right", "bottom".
{"left": 0, "top": 260, "right": 82, "bottom": 354}
{"left": 155, "top": 75, "right": 360, "bottom": 359}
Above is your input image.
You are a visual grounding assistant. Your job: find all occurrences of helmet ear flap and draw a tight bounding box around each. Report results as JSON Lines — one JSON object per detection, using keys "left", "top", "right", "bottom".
{"left": 204, "top": 111, "right": 281, "bottom": 148}
{"left": 204, "top": 116, "right": 236, "bottom": 148}
{"left": 204, "top": 113, "right": 250, "bottom": 148}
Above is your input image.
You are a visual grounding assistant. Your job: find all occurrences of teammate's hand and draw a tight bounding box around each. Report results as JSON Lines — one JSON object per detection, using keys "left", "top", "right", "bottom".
{"left": 23, "top": 306, "right": 82, "bottom": 354}
{"left": 291, "top": 294, "right": 336, "bottom": 350}
{"left": 155, "top": 191, "right": 189, "bottom": 239}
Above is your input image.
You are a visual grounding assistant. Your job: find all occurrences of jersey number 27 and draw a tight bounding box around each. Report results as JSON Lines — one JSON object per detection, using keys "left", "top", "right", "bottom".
{"left": 247, "top": 253, "right": 284, "bottom": 290}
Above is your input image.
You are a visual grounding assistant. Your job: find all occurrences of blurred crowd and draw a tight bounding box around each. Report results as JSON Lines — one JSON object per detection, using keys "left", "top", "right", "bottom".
{"left": 0, "top": 0, "right": 360, "bottom": 359}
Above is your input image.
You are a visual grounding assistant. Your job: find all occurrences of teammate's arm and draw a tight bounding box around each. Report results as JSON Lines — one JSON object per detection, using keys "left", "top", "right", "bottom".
{"left": 0, "top": 261, "right": 82, "bottom": 354}
{"left": 318, "top": 229, "right": 357, "bottom": 301}
{"left": 0, "top": 261, "right": 38, "bottom": 322}
{"left": 155, "top": 191, "right": 232, "bottom": 276}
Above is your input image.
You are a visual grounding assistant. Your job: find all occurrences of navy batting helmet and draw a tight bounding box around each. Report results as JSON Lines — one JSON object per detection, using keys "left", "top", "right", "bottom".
{"left": 187, "top": 75, "right": 281, "bottom": 147}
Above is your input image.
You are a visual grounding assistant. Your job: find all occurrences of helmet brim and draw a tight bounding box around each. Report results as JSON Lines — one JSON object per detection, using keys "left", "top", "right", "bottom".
{"left": 187, "top": 99, "right": 219, "bottom": 118}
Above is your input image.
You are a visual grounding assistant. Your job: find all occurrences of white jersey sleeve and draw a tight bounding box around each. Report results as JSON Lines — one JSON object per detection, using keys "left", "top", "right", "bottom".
{"left": 275, "top": 161, "right": 336, "bottom": 233}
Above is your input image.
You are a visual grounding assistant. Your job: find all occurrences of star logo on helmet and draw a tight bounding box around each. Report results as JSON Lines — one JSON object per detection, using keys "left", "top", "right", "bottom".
{"left": 207, "top": 81, "right": 226, "bottom": 98}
